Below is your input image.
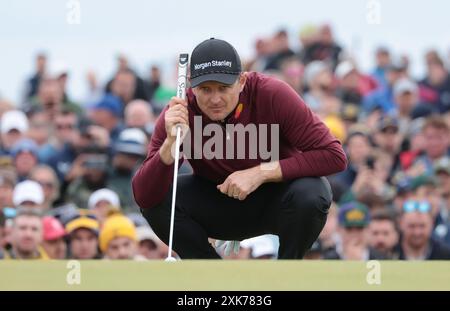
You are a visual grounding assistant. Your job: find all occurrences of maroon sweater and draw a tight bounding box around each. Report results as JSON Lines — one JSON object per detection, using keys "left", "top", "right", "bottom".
{"left": 132, "top": 72, "right": 347, "bottom": 209}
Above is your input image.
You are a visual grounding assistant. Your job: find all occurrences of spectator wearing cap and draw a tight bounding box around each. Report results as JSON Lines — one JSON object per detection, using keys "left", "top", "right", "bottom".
{"left": 99, "top": 213, "right": 142, "bottom": 260}
{"left": 249, "top": 235, "right": 277, "bottom": 259}
{"left": 88, "top": 188, "right": 121, "bottom": 225}
{"left": 136, "top": 225, "right": 166, "bottom": 259}
{"left": 392, "top": 78, "right": 421, "bottom": 132}
{"left": 124, "top": 99, "right": 156, "bottom": 136}
{"left": 398, "top": 200, "right": 450, "bottom": 260}
{"left": 88, "top": 94, "right": 124, "bottom": 145}
{"left": 107, "top": 128, "right": 148, "bottom": 213}
{"left": 4, "top": 208, "right": 48, "bottom": 259}
{"left": 373, "top": 116, "right": 403, "bottom": 158}
{"left": 29, "top": 165, "right": 60, "bottom": 210}
{"left": 368, "top": 209, "right": 399, "bottom": 259}
{"left": 65, "top": 211, "right": 100, "bottom": 259}
{"left": 13, "top": 180, "right": 44, "bottom": 210}
{"left": 11, "top": 138, "right": 39, "bottom": 181}
{"left": 41, "top": 216, "right": 66, "bottom": 259}
{"left": 363, "top": 56, "right": 408, "bottom": 115}
{"left": 303, "top": 61, "right": 341, "bottom": 118}
{"left": 324, "top": 202, "right": 386, "bottom": 260}
{"left": 238, "top": 235, "right": 277, "bottom": 260}
{"left": 0, "top": 169, "right": 17, "bottom": 209}
{"left": 0, "top": 110, "right": 29, "bottom": 154}
{"left": 335, "top": 61, "right": 363, "bottom": 107}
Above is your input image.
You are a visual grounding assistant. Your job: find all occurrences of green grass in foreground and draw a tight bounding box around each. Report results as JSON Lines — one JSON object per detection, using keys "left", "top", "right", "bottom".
{"left": 0, "top": 260, "right": 449, "bottom": 291}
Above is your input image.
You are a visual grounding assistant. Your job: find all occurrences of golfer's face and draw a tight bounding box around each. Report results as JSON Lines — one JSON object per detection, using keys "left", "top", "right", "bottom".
{"left": 193, "top": 75, "right": 245, "bottom": 121}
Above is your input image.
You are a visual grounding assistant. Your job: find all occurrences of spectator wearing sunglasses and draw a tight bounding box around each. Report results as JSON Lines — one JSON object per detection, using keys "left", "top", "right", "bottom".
{"left": 398, "top": 200, "right": 450, "bottom": 260}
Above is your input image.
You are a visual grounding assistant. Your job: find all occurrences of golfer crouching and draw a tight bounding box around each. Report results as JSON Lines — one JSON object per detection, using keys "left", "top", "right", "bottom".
{"left": 132, "top": 38, "right": 347, "bottom": 259}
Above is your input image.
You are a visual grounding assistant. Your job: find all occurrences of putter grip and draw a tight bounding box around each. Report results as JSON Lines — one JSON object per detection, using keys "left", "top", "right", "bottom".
{"left": 175, "top": 53, "right": 189, "bottom": 130}
{"left": 177, "top": 53, "right": 189, "bottom": 100}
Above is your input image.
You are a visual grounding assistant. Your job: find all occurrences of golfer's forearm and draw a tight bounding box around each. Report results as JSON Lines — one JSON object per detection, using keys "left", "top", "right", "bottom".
{"left": 159, "top": 138, "right": 176, "bottom": 165}
{"left": 260, "top": 161, "right": 283, "bottom": 183}
{"left": 133, "top": 138, "right": 179, "bottom": 209}
{"left": 279, "top": 143, "right": 347, "bottom": 180}
{"left": 132, "top": 151, "right": 174, "bottom": 209}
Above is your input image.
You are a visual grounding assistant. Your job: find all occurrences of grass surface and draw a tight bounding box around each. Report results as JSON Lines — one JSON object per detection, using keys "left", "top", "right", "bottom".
{"left": 1, "top": 260, "right": 449, "bottom": 291}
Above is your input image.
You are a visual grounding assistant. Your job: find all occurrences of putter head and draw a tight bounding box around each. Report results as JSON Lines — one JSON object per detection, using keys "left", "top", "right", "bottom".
{"left": 165, "top": 256, "right": 177, "bottom": 262}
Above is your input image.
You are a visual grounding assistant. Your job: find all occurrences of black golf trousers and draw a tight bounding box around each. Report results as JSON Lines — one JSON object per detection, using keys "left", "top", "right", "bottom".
{"left": 141, "top": 174, "right": 332, "bottom": 259}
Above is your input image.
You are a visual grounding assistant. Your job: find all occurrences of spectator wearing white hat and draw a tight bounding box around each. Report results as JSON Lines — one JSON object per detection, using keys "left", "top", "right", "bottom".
{"left": 392, "top": 78, "right": 429, "bottom": 133}
{"left": 335, "top": 61, "right": 362, "bottom": 107}
{"left": 13, "top": 180, "right": 44, "bottom": 210}
{"left": 88, "top": 188, "right": 121, "bottom": 225}
{"left": 240, "top": 235, "right": 277, "bottom": 259}
{"left": 0, "top": 110, "right": 29, "bottom": 154}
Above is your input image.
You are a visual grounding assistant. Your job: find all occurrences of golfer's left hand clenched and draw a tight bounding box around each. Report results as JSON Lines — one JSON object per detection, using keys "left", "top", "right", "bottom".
{"left": 217, "top": 166, "right": 266, "bottom": 201}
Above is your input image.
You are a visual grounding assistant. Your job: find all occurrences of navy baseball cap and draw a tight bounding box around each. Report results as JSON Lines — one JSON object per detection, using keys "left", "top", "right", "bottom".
{"left": 91, "top": 94, "right": 122, "bottom": 118}
{"left": 190, "top": 38, "right": 242, "bottom": 88}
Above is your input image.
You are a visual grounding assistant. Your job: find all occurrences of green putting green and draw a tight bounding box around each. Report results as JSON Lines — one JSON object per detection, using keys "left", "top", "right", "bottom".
{"left": 0, "top": 260, "right": 449, "bottom": 291}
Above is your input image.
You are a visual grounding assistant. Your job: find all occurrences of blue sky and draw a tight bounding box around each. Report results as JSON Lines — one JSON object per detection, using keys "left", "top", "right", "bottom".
{"left": 0, "top": 0, "right": 449, "bottom": 104}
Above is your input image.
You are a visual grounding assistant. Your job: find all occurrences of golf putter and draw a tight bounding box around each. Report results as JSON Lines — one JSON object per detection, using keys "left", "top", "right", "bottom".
{"left": 165, "top": 53, "right": 189, "bottom": 262}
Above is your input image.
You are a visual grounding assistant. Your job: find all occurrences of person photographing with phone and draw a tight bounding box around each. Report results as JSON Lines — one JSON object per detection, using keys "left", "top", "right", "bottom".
{"left": 132, "top": 38, "right": 347, "bottom": 259}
